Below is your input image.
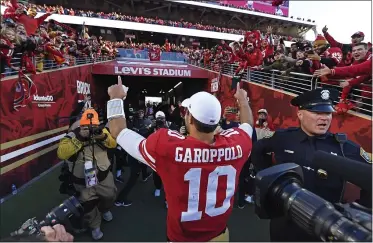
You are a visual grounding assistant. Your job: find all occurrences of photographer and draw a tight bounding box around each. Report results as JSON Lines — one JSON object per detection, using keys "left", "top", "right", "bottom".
{"left": 251, "top": 88, "right": 372, "bottom": 241}
{"left": 57, "top": 108, "right": 117, "bottom": 240}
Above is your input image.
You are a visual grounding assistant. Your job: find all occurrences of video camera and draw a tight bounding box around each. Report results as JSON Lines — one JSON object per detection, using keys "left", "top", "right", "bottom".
{"left": 86, "top": 111, "right": 103, "bottom": 136}
{"left": 155, "top": 117, "right": 166, "bottom": 129}
{"left": 255, "top": 162, "right": 372, "bottom": 242}
{"left": 10, "top": 196, "right": 83, "bottom": 237}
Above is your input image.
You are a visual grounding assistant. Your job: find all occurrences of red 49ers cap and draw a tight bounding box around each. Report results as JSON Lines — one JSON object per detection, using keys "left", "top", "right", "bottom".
{"left": 351, "top": 31, "right": 365, "bottom": 38}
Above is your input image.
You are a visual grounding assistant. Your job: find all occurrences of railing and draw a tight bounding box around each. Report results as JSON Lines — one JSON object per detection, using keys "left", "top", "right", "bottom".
{"left": 1, "top": 54, "right": 113, "bottom": 77}
{"left": 117, "top": 48, "right": 188, "bottom": 63}
{"left": 194, "top": 61, "right": 372, "bottom": 117}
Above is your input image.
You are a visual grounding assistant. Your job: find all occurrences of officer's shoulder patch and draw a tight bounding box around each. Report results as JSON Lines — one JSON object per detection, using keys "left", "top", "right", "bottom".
{"left": 360, "top": 148, "right": 372, "bottom": 163}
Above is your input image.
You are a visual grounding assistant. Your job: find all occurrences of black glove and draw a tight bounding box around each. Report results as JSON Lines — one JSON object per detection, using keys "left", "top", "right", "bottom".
{"left": 93, "top": 129, "right": 107, "bottom": 141}
{"left": 72, "top": 127, "right": 85, "bottom": 141}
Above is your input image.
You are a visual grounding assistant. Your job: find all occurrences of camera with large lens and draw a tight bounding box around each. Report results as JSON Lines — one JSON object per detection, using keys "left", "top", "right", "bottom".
{"left": 10, "top": 196, "right": 83, "bottom": 237}
{"left": 255, "top": 163, "right": 372, "bottom": 242}
{"left": 155, "top": 117, "right": 166, "bottom": 129}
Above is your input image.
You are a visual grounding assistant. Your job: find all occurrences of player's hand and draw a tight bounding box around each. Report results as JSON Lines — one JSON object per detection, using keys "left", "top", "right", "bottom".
{"left": 322, "top": 25, "right": 328, "bottom": 33}
{"left": 313, "top": 65, "right": 332, "bottom": 77}
{"left": 41, "top": 224, "right": 74, "bottom": 242}
{"left": 108, "top": 76, "right": 127, "bottom": 100}
{"left": 234, "top": 83, "right": 248, "bottom": 105}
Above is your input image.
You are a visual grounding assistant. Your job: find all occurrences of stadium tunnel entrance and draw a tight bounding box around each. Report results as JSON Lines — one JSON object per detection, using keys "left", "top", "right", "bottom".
{"left": 93, "top": 74, "right": 207, "bottom": 114}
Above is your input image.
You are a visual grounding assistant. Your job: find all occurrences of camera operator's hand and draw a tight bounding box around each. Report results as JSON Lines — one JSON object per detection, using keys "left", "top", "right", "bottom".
{"left": 93, "top": 129, "right": 107, "bottom": 141}
{"left": 41, "top": 224, "right": 74, "bottom": 242}
{"left": 69, "top": 127, "right": 85, "bottom": 141}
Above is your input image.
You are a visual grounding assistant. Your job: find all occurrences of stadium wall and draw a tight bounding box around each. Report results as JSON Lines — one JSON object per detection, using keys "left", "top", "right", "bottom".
{"left": 0, "top": 65, "right": 95, "bottom": 197}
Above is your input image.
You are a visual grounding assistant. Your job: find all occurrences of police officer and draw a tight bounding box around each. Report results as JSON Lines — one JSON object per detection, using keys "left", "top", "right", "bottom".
{"left": 57, "top": 109, "right": 117, "bottom": 240}
{"left": 251, "top": 88, "right": 372, "bottom": 242}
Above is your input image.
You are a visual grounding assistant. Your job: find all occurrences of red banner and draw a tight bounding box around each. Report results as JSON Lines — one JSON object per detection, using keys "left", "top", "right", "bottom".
{"left": 92, "top": 60, "right": 209, "bottom": 78}
{"left": 0, "top": 65, "right": 94, "bottom": 197}
{"left": 220, "top": 0, "right": 289, "bottom": 17}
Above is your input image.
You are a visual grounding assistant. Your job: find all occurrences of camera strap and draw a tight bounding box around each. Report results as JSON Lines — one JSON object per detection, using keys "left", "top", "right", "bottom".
{"left": 334, "top": 133, "right": 347, "bottom": 158}
{"left": 334, "top": 133, "right": 347, "bottom": 202}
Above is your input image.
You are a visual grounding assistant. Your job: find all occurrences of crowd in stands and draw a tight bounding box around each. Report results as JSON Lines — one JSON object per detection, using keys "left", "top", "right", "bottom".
{"left": 0, "top": 0, "right": 117, "bottom": 77}
{"left": 1, "top": 0, "right": 303, "bottom": 42}
{"left": 112, "top": 22, "right": 371, "bottom": 115}
{"left": 1, "top": 0, "right": 371, "bottom": 115}
{"left": 184, "top": 26, "right": 372, "bottom": 114}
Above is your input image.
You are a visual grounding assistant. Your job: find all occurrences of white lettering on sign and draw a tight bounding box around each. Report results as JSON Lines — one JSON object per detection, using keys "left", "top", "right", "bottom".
{"left": 115, "top": 66, "right": 192, "bottom": 77}
{"left": 33, "top": 95, "right": 54, "bottom": 102}
{"left": 77, "top": 80, "right": 91, "bottom": 95}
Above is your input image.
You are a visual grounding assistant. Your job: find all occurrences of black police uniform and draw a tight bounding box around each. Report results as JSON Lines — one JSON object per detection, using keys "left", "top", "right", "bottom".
{"left": 251, "top": 88, "right": 372, "bottom": 242}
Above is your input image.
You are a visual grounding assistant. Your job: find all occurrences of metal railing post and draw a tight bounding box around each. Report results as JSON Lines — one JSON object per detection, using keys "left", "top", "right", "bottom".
{"left": 271, "top": 71, "right": 275, "bottom": 88}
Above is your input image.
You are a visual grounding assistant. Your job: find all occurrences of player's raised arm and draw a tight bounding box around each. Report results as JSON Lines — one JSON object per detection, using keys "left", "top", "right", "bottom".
{"left": 235, "top": 83, "right": 254, "bottom": 137}
{"left": 107, "top": 76, "right": 157, "bottom": 171}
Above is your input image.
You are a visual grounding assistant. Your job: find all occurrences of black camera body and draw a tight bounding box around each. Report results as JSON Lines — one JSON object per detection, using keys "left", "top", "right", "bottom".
{"left": 255, "top": 163, "right": 372, "bottom": 242}
{"left": 155, "top": 118, "right": 166, "bottom": 129}
{"left": 11, "top": 197, "right": 83, "bottom": 237}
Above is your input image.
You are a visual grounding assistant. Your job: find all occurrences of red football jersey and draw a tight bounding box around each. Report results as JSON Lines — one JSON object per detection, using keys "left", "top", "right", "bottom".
{"left": 139, "top": 127, "right": 252, "bottom": 241}
{"left": 322, "top": 47, "right": 343, "bottom": 66}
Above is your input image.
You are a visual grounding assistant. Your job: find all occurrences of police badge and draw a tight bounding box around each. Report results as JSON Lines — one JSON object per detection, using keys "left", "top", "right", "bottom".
{"left": 320, "top": 90, "right": 330, "bottom": 100}
{"left": 360, "top": 148, "right": 372, "bottom": 163}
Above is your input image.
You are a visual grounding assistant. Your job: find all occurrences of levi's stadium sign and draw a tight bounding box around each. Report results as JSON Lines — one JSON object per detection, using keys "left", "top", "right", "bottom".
{"left": 114, "top": 66, "right": 191, "bottom": 77}
{"left": 91, "top": 60, "right": 208, "bottom": 79}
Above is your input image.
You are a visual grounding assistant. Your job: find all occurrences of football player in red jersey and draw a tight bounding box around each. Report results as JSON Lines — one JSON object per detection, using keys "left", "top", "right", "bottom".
{"left": 107, "top": 77, "right": 254, "bottom": 242}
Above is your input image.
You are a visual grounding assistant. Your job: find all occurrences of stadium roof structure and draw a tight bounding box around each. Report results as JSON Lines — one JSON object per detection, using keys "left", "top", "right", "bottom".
{"left": 166, "top": 0, "right": 316, "bottom": 26}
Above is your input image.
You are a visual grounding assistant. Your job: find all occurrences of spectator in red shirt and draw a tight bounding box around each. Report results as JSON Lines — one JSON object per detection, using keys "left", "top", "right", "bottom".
{"left": 322, "top": 26, "right": 371, "bottom": 66}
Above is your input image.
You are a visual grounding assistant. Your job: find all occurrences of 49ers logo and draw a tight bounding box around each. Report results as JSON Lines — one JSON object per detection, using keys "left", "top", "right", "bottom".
{"left": 331, "top": 52, "right": 343, "bottom": 63}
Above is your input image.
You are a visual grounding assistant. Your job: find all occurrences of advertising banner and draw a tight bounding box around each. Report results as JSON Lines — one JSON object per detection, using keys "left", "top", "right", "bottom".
{"left": 92, "top": 60, "right": 209, "bottom": 79}
{"left": 219, "top": 0, "right": 289, "bottom": 17}
{"left": 0, "top": 65, "right": 94, "bottom": 197}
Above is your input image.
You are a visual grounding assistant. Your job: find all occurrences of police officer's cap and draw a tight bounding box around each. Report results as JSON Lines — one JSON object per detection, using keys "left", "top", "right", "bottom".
{"left": 291, "top": 88, "right": 339, "bottom": 112}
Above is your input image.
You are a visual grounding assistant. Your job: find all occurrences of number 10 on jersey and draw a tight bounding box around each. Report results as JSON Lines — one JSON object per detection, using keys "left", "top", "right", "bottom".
{"left": 181, "top": 165, "right": 237, "bottom": 222}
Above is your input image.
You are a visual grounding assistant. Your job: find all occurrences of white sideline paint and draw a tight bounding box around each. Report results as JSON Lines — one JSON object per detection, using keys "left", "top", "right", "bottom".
{"left": 0, "top": 134, "right": 66, "bottom": 163}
